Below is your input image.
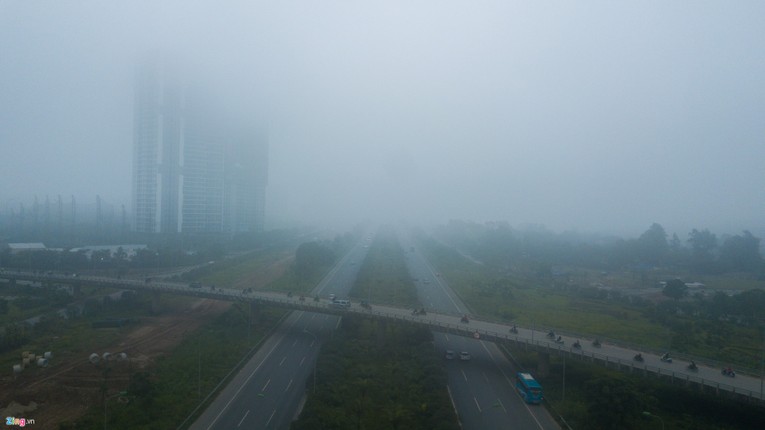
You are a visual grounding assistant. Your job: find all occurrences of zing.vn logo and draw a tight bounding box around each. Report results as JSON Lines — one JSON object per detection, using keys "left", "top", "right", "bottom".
{"left": 5, "top": 417, "right": 34, "bottom": 427}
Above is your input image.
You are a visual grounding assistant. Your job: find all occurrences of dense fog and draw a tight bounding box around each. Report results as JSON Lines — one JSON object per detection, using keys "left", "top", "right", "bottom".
{"left": 2, "top": 1, "right": 764, "bottom": 237}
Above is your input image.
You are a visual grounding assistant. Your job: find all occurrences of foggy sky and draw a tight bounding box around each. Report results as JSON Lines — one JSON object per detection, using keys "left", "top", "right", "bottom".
{"left": 2, "top": 1, "right": 764, "bottom": 237}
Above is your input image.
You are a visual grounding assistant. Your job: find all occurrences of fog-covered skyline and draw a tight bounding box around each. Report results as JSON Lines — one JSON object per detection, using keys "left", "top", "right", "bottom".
{"left": 2, "top": 1, "right": 764, "bottom": 237}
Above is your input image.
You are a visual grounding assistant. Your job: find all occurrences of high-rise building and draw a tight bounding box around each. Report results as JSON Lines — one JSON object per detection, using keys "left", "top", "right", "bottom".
{"left": 132, "top": 58, "right": 267, "bottom": 234}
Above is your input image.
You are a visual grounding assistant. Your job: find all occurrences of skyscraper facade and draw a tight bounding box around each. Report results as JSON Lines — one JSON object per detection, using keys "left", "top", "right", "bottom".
{"left": 132, "top": 59, "right": 267, "bottom": 234}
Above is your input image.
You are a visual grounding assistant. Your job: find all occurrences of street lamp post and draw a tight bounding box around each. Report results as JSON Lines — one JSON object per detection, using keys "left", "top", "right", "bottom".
{"left": 642, "top": 411, "right": 664, "bottom": 430}
{"left": 303, "top": 329, "right": 318, "bottom": 393}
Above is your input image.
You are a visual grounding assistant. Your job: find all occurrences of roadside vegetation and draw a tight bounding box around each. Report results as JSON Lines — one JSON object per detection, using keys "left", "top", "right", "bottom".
{"left": 59, "top": 303, "right": 287, "bottom": 430}
{"left": 416, "top": 222, "right": 765, "bottom": 429}
{"left": 291, "top": 315, "right": 460, "bottom": 430}
{"left": 349, "top": 227, "right": 419, "bottom": 307}
{"left": 267, "top": 231, "right": 358, "bottom": 294}
{"left": 1, "top": 229, "right": 360, "bottom": 429}
{"left": 417, "top": 226, "right": 765, "bottom": 369}
{"left": 507, "top": 346, "right": 765, "bottom": 430}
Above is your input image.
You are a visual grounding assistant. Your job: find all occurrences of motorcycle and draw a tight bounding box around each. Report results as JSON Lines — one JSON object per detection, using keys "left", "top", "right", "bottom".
{"left": 509, "top": 325, "right": 519, "bottom": 334}
{"left": 547, "top": 331, "right": 556, "bottom": 339}
{"left": 554, "top": 336, "right": 564, "bottom": 345}
{"left": 592, "top": 339, "right": 601, "bottom": 348}
{"left": 573, "top": 340, "right": 581, "bottom": 349}
{"left": 634, "top": 353, "right": 644, "bottom": 362}
{"left": 460, "top": 315, "right": 470, "bottom": 323}
{"left": 687, "top": 361, "right": 698, "bottom": 372}
{"left": 660, "top": 353, "right": 672, "bottom": 363}
{"left": 722, "top": 367, "right": 736, "bottom": 377}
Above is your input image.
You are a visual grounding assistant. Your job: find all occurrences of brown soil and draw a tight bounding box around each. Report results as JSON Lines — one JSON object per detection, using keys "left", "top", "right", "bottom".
{"left": 0, "top": 299, "right": 231, "bottom": 430}
{"left": 0, "top": 252, "right": 291, "bottom": 429}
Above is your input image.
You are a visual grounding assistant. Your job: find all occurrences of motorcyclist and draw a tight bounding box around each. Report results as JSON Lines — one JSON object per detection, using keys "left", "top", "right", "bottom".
{"left": 688, "top": 361, "right": 697, "bottom": 370}
{"left": 573, "top": 340, "right": 581, "bottom": 348}
{"left": 592, "top": 339, "right": 601, "bottom": 347}
{"left": 556, "top": 335, "right": 563, "bottom": 343}
{"left": 547, "top": 330, "right": 555, "bottom": 338}
{"left": 510, "top": 325, "right": 518, "bottom": 334}
{"left": 634, "top": 353, "right": 643, "bottom": 361}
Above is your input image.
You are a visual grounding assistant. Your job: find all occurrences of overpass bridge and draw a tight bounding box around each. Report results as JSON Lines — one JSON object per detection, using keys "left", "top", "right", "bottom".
{"left": 2, "top": 270, "right": 764, "bottom": 403}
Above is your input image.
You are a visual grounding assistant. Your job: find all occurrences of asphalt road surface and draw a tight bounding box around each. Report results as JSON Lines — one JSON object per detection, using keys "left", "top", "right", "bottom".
{"left": 190, "top": 242, "right": 369, "bottom": 430}
{"left": 400, "top": 232, "right": 560, "bottom": 430}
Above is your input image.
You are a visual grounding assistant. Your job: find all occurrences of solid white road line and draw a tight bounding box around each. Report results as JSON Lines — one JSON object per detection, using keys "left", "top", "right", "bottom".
{"left": 237, "top": 410, "right": 249, "bottom": 427}
{"left": 474, "top": 397, "right": 482, "bottom": 412}
{"left": 265, "top": 409, "right": 277, "bottom": 427}
{"left": 261, "top": 379, "right": 271, "bottom": 392}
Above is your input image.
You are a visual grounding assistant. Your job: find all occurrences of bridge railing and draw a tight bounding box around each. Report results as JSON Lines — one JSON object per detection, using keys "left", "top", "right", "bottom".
{"left": 5, "top": 272, "right": 765, "bottom": 402}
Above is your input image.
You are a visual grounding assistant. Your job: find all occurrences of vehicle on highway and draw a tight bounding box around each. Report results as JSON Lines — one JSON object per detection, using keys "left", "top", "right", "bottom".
{"left": 445, "top": 350, "right": 455, "bottom": 360}
{"left": 516, "top": 372, "right": 544, "bottom": 404}
{"left": 331, "top": 299, "right": 351, "bottom": 308}
{"left": 459, "top": 351, "right": 471, "bottom": 361}
{"left": 722, "top": 367, "right": 736, "bottom": 377}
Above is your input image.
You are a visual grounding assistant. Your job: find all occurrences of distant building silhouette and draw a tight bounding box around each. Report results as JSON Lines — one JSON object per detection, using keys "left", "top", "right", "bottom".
{"left": 132, "top": 57, "right": 268, "bottom": 234}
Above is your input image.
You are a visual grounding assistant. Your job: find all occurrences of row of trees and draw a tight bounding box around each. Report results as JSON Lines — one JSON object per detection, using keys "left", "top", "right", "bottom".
{"left": 435, "top": 220, "right": 764, "bottom": 276}
{"left": 292, "top": 316, "right": 459, "bottom": 430}
{"left": 350, "top": 227, "right": 419, "bottom": 307}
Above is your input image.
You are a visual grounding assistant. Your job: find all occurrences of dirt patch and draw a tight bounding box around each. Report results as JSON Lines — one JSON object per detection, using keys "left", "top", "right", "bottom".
{"left": 0, "top": 298, "right": 231, "bottom": 429}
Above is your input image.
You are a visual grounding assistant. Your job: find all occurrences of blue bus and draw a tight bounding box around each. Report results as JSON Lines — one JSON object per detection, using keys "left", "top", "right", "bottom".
{"left": 516, "top": 372, "right": 543, "bottom": 404}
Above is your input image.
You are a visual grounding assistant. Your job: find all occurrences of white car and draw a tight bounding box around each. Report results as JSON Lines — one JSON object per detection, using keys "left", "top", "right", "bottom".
{"left": 459, "top": 351, "right": 471, "bottom": 361}
{"left": 445, "top": 350, "right": 455, "bottom": 360}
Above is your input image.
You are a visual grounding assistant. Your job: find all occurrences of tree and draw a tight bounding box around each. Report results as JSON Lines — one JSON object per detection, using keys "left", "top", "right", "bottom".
{"left": 637, "top": 223, "right": 668, "bottom": 266}
{"left": 688, "top": 229, "right": 718, "bottom": 272}
{"left": 663, "top": 279, "right": 687, "bottom": 300}
{"left": 295, "top": 241, "right": 335, "bottom": 279}
{"left": 584, "top": 376, "right": 645, "bottom": 429}
{"left": 719, "top": 231, "right": 762, "bottom": 272}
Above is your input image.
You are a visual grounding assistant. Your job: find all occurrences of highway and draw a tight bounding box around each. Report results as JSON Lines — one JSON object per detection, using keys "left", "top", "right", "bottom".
{"left": 400, "top": 233, "right": 561, "bottom": 430}
{"left": 4, "top": 248, "right": 764, "bottom": 412}
{"left": 189, "top": 241, "right": 369, "bottom": 430}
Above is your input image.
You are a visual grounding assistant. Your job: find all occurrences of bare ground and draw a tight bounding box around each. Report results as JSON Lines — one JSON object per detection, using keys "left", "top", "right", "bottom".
{"left": 0, "top": 253, "right": 291, "bottom": 429}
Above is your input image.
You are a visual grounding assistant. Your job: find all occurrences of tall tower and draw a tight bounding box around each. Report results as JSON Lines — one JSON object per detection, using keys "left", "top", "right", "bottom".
{"left": 132, "top": 58, "right": 186, "bottom": 233}
{"left": 132, "top": 56, "right": 268, "bottom": 234}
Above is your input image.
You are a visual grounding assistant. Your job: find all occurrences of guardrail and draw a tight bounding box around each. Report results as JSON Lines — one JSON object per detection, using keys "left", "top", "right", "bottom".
{"left": 3, "top": 271, "right": 764, "bottom": 403}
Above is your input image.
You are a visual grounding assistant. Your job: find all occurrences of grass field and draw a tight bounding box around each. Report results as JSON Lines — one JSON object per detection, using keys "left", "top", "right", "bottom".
{"left": 418, "top": 235, "right": 765, "bottom": 367}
